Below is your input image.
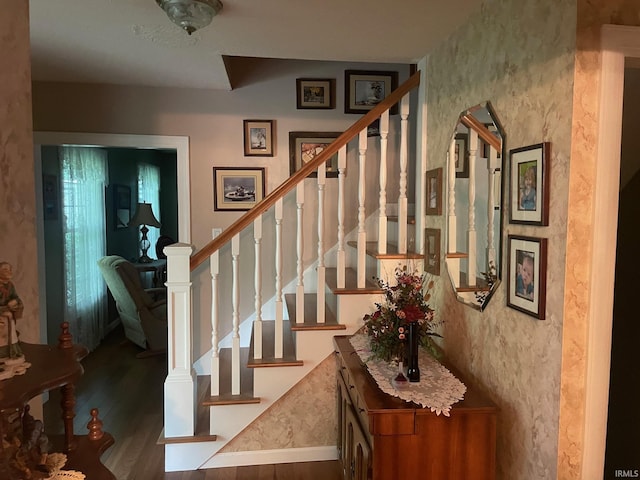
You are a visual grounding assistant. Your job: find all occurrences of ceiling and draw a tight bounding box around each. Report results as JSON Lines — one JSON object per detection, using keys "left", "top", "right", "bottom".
{"left": 29, "top": 0, "right": 484, "bottom": 90}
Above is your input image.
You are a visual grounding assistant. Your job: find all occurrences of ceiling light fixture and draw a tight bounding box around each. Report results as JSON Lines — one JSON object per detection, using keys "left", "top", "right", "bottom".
{"left": 156, "top": 0, "right": 223, "bottom": 35}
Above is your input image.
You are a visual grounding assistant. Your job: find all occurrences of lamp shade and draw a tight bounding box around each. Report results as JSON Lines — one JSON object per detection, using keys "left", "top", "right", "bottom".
{"left": 128, "top": 203, "right": 161, "bottom": 228}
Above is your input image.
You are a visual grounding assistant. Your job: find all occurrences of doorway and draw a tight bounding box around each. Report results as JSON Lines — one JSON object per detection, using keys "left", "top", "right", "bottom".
{"left": 583, "top": 25, "right": 640, "bottom": 479}
{"left": 33, "top": 132, "right": 191, "bottom": 343}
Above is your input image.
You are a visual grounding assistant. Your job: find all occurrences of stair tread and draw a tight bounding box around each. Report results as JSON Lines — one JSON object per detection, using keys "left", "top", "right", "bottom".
{"left": 346, "top": 240, "right": 423, "bottom": 260}
{"left": 325, "top": 267, "right": 383, "bottom": 294}
{"left": 447, "top": 251, "right": 469, "bottom": 258}
{"left": 284, "top": 293, "right": 346, "bottom": 331}
{"left": 247, "top": 320, "right": 303, "bottom": 368}
{"left": 200, "top": 347, "right": 259, "bottom": 406}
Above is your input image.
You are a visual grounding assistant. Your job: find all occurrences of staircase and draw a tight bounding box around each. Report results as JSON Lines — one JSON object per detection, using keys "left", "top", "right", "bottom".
{"left": 159, "top": 72, "right": 422, "bottom": 472}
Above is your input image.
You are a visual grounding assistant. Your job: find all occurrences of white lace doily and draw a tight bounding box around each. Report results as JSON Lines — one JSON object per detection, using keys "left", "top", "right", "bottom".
{"left": 45, "top": 452, "right": 86, "bottom": 480}
{"left": 349, "top": 334, "right": 467, "bottom": 416}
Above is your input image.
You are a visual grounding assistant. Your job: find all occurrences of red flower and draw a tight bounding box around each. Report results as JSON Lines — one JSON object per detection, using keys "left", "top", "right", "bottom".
{"left": 402, "top": 304, "right": 424, "bottom": 323}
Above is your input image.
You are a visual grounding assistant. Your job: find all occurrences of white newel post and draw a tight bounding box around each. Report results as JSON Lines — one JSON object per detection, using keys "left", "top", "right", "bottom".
{"left": 398, "top": 95, "right": 410, "bottom": 254}
{"left": 378, "top": 111, "right": 389, "bottom": 254}
{"left": 164, "top": 243, "right": 196, "bottom": 438}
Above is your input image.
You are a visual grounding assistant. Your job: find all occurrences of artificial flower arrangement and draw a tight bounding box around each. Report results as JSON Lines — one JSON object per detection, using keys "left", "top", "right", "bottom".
{"left": 362, "top": 266, "right": 442, "bottom": 363}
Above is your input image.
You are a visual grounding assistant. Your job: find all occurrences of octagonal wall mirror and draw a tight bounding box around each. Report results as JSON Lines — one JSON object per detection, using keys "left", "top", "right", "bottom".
{"left": 444, "top": 101, "right": 504, "bottom": 310}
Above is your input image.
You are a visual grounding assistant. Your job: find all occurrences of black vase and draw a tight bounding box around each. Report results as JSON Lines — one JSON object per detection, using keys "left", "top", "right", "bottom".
{"left": 406, "top": 322, "right": 420, "bottom": 382}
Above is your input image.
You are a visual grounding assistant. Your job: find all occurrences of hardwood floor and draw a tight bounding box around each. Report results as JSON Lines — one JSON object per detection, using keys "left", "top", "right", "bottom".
{"left": 43, "top": 326, "right": 341, "bottom": 480}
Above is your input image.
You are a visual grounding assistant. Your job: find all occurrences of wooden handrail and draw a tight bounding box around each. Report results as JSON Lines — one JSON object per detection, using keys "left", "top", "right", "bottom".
{"left": 190, "top": 71, "right": 421, "bottom": 270}
{"left": 460, "top": 114, "right": 501, "bottom": 151}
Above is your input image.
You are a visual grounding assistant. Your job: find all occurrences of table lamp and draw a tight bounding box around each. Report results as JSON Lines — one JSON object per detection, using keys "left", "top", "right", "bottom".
{"left": 128, "top": 203, "right": 161, "bottom": 263}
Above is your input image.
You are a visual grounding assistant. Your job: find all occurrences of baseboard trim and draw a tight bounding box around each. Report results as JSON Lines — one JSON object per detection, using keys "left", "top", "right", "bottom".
{"left": 200, "top": 445, "right": 338, "bottom": 469}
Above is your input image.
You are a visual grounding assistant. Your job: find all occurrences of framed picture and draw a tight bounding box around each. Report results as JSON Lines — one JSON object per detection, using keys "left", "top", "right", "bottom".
{"left": 213, "top": 167, "right": 266, "bottom": 211}
{"left": 424, "top": 228, "right": 441, "bottom": 276}
{"left": 455, "top": 133, "right": 469, "bottom": 178}
{"left": 42, "top": 174, "right": 58, "bottom": 221}
{"left": 289, "top": 131, "right": 341, "bottom": 178}
{"left": 507, "top": 235, "right": 548, "bottom": 320}
{"left": 243, "top": 120, "right": 275, "bottom": 157}
{"left": 425, "top": 168, "right": 443, "bottom": 215}
{"left": 114, "top": 184, "right": 131, "bottom": 229}
{"left": 344, "top": 70, "right": 399, "bottom": 114}
{"left": 296, "top": 78, "right": 335, "bottom": 109}
{"left": 509, "top": 142, "right": 550, "bottom": 225}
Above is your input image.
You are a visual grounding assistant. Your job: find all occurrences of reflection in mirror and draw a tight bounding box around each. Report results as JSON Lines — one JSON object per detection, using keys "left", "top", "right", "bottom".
{"left": 445, "top": 102, "right": 504, "bottom": 310}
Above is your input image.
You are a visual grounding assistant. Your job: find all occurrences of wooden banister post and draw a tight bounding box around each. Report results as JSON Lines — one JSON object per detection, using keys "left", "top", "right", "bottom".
{"left": 164, "top": 242, "right": 196, "bottom": 438}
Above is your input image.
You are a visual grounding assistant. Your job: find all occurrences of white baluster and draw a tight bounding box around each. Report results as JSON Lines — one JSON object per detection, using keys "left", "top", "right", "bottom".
{"left": 447, "top": 137, "right": 459, "bottom": 285}
{"left": 357, "top": 130, "right": 368, "bottom": 288}
{"left": 253, "top": 217, "right": 263, "bottom": 360}
{"left": 397, "top": 95, "right": 410, "bottom": 254}
{"left": 296, "top": 182, "right": 305, "bottom": 324}
{"left": 336, "top": 146, "right": 347, "bottom": 288}
{"left": 378, "top": 112, "right": 389, "bottom": 254}
{"left": 468, "top": 130, "right": 478, "bottom": 286}
{"left": 317, "top": 161, "right": 326, "bottom": 323}
{"left": 231, "top": 234, "right": 240, "bottom": 395}
{"left": 274, "top": 199, "right": 284, "bottom": 358}
{"left": 487, "top": 147, "right": 498, "bottom": 267}
{"left": 210, "top": 228, "right": 221, "bottom": 396}
{"left": 163, "top": 243, "right": 195, "bottom": 437}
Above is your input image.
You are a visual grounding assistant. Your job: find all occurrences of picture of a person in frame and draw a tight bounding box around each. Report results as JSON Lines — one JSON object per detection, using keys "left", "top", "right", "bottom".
{"left": 515, "top": 250, "right": 535, "bottom": 301}
{"left": 518, "top": 162, "right": 537, "bottom": 211}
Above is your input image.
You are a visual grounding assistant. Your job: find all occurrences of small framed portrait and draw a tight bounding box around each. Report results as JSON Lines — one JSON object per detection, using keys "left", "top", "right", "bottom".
{"left": 424, "top": 228, "right": 441, "bottom": 276}
{"left": 509, "top": 142, "right": 550, "bottom": 225}
{"left": 507, "top": 235, "right": 548, "bottom": 320}
{"left": 425, "top": 168, "right": 443, "bottom": 216}
{"left": 289, "top": 131, "right": 341, "bottom": 178}
{"left": 455, "top": 133, "right": 469, "bottom": 178}
{"left": 114, "top": 184, "right": 131, "bottom": 229}
{"left": 243, "top": 120, "right": 275, "bottom": 157}
{"left": 296, "top": 78, "right": 335, "bottom": 109}
{"left": 213, "top": 167, "right": 266, "bottom": 211}
{"left": 344, "top": 70, "right": 399, "bottom": 115}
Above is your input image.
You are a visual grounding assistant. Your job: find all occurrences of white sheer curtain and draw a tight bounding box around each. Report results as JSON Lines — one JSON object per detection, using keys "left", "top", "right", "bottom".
{"left": 59, "top": 146, "right": 108, "bottom": 351}
{"left": 137, "top": 163, "right": 161, "bottom": 259}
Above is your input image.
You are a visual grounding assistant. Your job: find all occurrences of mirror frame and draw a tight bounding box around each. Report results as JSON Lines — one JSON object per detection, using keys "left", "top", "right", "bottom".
{"left": 444, "top": 101, "right": 505, "bottom": 311}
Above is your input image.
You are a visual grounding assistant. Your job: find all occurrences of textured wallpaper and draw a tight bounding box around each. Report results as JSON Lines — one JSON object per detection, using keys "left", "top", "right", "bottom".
{"left": 0, "top": 2, "right": 39, "bottom": 344}
{"left": 220, "top": 354, "right": 336, "bottom": 452}
{"left": 425, "top": 0, "right": 575, "bottom": 478}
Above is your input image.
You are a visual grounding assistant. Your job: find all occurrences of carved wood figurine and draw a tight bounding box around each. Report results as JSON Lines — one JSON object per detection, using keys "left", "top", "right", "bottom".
{"left": 0, "top": 261, "right": 30, "bottom": 380}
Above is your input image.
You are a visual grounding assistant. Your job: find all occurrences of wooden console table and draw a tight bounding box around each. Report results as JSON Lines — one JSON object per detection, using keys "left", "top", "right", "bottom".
{"left": 334, "top": 335, "right": 497, "bottom": 480}
{"left": 0, "top": 323, "right": 115, "bottom": 479}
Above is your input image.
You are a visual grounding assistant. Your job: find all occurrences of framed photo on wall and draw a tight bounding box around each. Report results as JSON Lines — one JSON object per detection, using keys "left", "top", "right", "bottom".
{"left": 243, "top": 120, "right": 275, "bottom": 157}
{"left": 507, "top": 235, "right": 548, "bottom": 320}
{"left": 344, "top": 70, "right": 399, "bottom": 114}
{"left": 289, "top": 131, "right": 341, "bottom": 178}
{"left": 213, "top": 167, "right": 266, "bottom": 211}
{"left": 296, "top": 78, "right": 335, "bottom": 109}
{"left": 455, "top": 133, "right": 469, "bottom": 178}
{"left": 425, "top": 168, "right": 443, "bottom": 215}
{"left": 424, "top": 228, "right": 441, "bottom": 276}
{"left": 509, "top": 142, "right": 550, "bottom": 225}
{"left": 114, "top": 184, "right": 131, "bottom": 229}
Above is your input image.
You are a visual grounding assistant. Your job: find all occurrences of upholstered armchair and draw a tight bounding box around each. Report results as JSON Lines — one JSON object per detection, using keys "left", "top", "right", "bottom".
{"left": 97, "top": 255, "right": 167, "bottom": 357}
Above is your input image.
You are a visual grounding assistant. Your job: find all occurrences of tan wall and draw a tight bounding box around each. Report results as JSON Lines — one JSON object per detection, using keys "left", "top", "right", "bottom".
{"left": 0, "top": 1, "right": 39, "bottom": 344}
{"left": 425, "top": 0, "right": 576, "bottom": 478}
